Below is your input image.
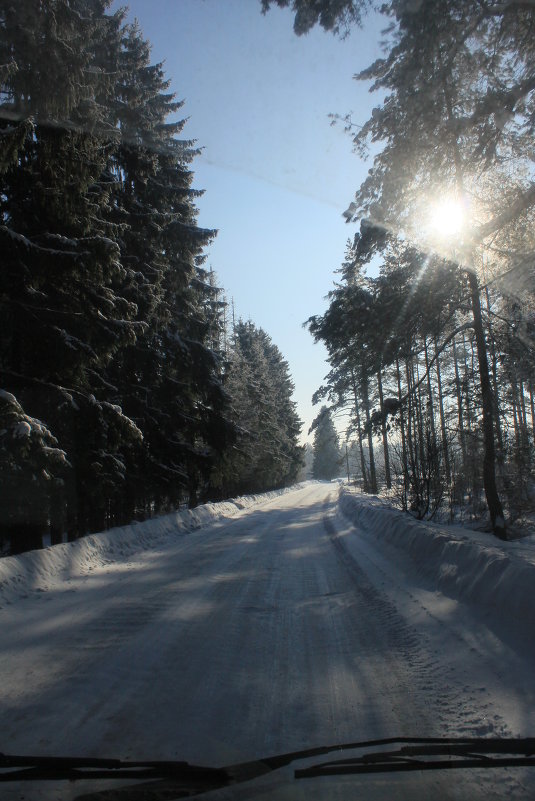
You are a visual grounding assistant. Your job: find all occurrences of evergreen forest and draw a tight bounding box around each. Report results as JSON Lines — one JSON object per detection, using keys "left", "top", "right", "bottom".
{"left": 3, "top": 0, "right": 535, "bottom": 553}
{"left": 311, "top": 406, "right": 341, "bottom": 480}
{"left": 0, "top": 0, "right": 303, "bottom": 555}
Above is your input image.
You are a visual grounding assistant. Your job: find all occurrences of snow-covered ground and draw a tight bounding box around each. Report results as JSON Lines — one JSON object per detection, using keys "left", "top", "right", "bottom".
{"left": 1, "top": 481, "right": 535, "bottom": 800}
{"left": 0, "top": 485, "right": 303, "bottom": 609}
{"left": 339, "top": 486, "right": 535, "bottom": 653}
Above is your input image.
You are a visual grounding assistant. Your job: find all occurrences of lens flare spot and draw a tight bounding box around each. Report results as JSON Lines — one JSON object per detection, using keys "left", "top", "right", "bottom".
{"left": 429, "top": 198, "right": 465, "bottom": 237}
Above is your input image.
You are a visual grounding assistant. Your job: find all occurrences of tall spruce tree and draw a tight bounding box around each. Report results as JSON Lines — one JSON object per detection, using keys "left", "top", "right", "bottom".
{"left": 217, "top": 321, "right": 303, "bottom": 496}
{"left": 0, "top": 0, "right": 143, "bottom": 548}
{"left": 105, "top": 21, "right": 233, "bottom": 514}
{"left": 311, "top": 407, "right": 341, "bottom": 480}
{"left": 0, "top": 1, "right": 233, "bottom": 550}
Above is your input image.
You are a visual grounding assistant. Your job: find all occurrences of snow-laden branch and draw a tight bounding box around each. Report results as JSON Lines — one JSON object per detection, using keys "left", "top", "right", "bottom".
{"left": 473, "top": 184, "right": 535, "bottom": 243}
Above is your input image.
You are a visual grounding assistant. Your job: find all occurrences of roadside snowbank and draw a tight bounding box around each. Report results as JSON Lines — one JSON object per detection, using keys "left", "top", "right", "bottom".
{"left": 0, "top": 484, "right": 304, "bottom": 607}
{"left": 339, "top": 487, "right": 535, "bottom": 626}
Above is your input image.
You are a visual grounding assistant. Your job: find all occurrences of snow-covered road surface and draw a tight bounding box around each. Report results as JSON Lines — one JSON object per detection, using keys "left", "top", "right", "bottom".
{"left": 2, "top": 482, "right": 535, "bottom": 799}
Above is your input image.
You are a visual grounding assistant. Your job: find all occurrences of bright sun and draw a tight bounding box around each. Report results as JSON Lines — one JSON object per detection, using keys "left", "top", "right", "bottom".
{"left": 429, "top": 198, "right": 465, "bottom": 238}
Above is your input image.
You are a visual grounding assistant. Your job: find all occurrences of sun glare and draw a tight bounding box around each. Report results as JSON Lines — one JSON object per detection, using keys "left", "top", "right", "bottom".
{"left": 429, "top": 198, "right": 465, "bottom": 238}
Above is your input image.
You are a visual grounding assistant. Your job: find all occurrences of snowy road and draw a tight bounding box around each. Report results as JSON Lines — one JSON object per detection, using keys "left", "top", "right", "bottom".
{"left": 2, "top": 482, "right": 535, "bottom": 799}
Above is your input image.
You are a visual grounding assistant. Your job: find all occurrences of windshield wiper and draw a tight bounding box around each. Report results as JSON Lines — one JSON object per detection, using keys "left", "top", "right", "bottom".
{"left": 294, "top": 737, "right": 535, "bottom": 778}
{"left": 2, "top": 737, "right": 534, "bottom": 798}
{"left": 0, "top": 753, "right": 229, "bottom": 785}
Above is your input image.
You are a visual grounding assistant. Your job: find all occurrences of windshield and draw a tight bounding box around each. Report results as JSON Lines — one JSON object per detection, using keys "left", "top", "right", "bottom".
{"left": 1, "top": 1, "right": 535, "bottom": 800}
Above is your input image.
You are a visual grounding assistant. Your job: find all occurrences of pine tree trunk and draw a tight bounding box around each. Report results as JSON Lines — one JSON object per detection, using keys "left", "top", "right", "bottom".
{"left": 377, "top": 367, "right": 391, "bottom": 489}
{"left": 49, "top": 485, "right": 63, "bottom": 546}
{"left": 467, "top": 270, "right": 506, "bottom": 538}
{"left": 414, "top": 360, "right": 426, "bottom": 473}
{"left": 442, "top": 78, "right": 504, "bottom": 533}
{"left": 405, "top": 357, "right": 418, "bottom": 497}
{"left": 485, "top": 287, "right": 504, "bottom": 456}
{"left": 354, "top": 397, "right": 369, "bottom": 492}
{"left": 396, "top": 356, "right": 409, "bottom": 497}
{"left": 465, "top": 331, "right": 476, "bottom": 435}
{"left": 461, "top": 329, "right": 479, "bottom": 501}
{"left": 423, "top": 337, "right": 438, "bottom": 449}
{"left": 511, "top": 373, "right": 522, "bottom": 451}
{"left": 361, "top": 373, "right": 377, "bottom": 494}
{"left": 434, "top": 335, "right": 451, "bottom": 485}
{"left": 67, "top": 508, "right": 78, "bottom": 543}
{"left": 9, "top": 524, "right": 43, "bottom": 555}
{"left": 89, "top": 503, "right": 106, "bottom": 535}
{"left": 519, "top": 380, "right": 529, "bottom": 449}
{"left": 513, "top": 376, "right": 530, "bottom": 466}
{"left": 529, "top": 380, "right": 535, "bottom": 442}
{"left": 351, "top": 373, "right": 368, "bottom": 489}
{"left": 452, "top": 336, "right": 467, "bottom": 473}
{"left": 73, "top": 457, "right": 88, "bottom": 539}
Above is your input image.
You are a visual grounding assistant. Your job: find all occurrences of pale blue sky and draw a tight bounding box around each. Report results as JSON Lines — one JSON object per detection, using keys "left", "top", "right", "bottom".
{"left": 114, "top": 0, "right": 384, "bottom": 441}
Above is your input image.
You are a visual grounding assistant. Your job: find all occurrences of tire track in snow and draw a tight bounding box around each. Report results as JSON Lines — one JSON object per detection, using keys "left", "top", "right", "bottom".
{"left": 323, "top": 506, "right": 511, "bottom": 740}
{"left": 323, "top": 504, "right": 532, "bottom": 799}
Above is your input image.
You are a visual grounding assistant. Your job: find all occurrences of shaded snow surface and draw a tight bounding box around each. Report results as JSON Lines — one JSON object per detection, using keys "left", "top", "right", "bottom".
{"left": 0, "top": 485, "right": 302, "bottom": 607}
{"left": 339, "top": 486, "right": 535, "bottom": 644}
{"left": 1, "top": 481, "right": 535, "bottom": 800}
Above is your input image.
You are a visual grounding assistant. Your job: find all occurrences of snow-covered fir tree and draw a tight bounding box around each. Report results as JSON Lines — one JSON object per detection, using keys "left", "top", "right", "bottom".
{"left": 311, "top": 407, "right": 341, "bottom": 480}
{"left": 215, "top": 321, "right": 304, "bottom": 496}
{"left": 0, "top": 1, "right": 235, "bottom": 550}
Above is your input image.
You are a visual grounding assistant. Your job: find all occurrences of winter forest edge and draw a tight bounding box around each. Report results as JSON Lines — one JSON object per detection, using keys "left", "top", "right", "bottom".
{"left": 0, "top": 1, "right": 304, "bottom": 555}
{"left": 2, "top": 0, "right": 535, "bottom": 555}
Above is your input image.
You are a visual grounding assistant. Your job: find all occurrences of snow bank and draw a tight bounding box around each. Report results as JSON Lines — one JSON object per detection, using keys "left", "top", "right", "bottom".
{"left": 0, "top": 484, "right": 303, "bottom": 607}
{"left": 339, "top": 487, "right": 535, "bottom": 625}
